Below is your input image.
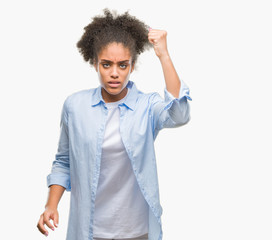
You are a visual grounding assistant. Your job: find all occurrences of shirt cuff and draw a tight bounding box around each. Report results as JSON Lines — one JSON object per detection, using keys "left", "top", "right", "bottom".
{"left": 47, "top": 173, "right": 71, "bottom": 192}
{"left": 164, "top": 80, "right": 192, "bottom": 102}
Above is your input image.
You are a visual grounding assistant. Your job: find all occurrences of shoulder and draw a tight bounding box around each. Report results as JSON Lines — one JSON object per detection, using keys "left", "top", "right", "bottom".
{"left": 67, "top": 88, "right": 93, "bottom": 100}
{"left": 131, "top": 90, "right": 163, "bottom": 113}
{"left": 63, "top": 88, "right": 95, "bottom": 111}
{"left": 127, "top": 80, "right": 162, "bottom": 102}
{"left": 137, "top": 89, "right": 162, "bottom": 105}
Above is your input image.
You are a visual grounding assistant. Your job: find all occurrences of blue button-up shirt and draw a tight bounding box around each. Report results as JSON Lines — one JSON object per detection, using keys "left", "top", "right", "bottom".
{"left": 47, "top": 80, "right": 192, "bottom": 240}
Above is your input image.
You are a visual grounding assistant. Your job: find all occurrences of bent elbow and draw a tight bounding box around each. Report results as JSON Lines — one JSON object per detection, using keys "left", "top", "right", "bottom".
{"left": 170, "top": 100, "right": 191, "bottom": 126}
{"left": 175, "top": 114, "right": 191, "bottom": 127}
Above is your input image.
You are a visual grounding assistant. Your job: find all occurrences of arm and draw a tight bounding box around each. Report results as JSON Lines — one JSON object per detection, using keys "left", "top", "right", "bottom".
{"left": 148, "top": 29, "right": 192, "bottom": 133}
{"left": 47, "top": 97, "right": 71, "bottom": 191}
{"left": 37, "top": 97, "right": 71, "bottom": 236}
{"left": 148, "top": 29, "right": 180, "bottom": 98}
{"left": 45, "top": 185, "right": 66, "bottom": 209}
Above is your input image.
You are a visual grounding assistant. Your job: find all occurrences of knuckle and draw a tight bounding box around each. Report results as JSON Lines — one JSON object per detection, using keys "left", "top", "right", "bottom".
{"left": 45, "top": 221, "right": 50, "bottom": 226}
{"left": 47, "top": 220, "right": 52, "bottom": 226}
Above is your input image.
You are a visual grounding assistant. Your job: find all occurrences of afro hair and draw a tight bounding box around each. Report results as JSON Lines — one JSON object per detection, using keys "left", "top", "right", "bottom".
{"left": 76, "top": 8, "right": 153, "bottom": 67}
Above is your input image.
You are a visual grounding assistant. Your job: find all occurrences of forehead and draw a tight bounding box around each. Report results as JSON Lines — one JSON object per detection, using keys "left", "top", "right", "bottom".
{"left": 98, "top": 42, "right": 132, "bottom": 62}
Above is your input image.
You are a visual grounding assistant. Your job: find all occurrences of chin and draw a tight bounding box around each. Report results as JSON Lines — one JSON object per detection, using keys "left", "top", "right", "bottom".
{"left": 105, "top": 86, "right": 120, "bottom": 92}
{"left": 107, "top": 85, "right": 126, "bottom": 92}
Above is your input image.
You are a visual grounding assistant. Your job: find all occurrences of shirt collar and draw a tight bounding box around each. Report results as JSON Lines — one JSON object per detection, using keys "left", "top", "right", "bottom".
{"left": 91, "top": 80, "right": 138, "bottom": 111}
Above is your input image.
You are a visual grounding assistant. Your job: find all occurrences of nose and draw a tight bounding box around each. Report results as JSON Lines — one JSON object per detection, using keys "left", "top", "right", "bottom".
{"left": 110, "top": 65, "right": 119, "bottom": 79}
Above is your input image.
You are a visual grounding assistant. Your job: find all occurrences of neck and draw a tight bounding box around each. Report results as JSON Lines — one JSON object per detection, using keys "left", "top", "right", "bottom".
{"left": 101, "top": 87, "right": 128, "bottom": 103}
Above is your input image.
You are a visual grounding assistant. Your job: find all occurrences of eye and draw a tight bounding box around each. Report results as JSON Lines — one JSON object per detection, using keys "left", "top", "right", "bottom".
{"left": 120, "top": 64, "right": 127, "bottom": 69}
{"left": 102, "top": 63, "right": 110, "bottom": 68}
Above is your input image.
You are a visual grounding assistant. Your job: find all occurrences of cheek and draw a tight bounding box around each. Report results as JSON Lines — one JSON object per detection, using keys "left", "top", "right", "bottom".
{"left": 125, "top": 71, "right": 131, "bottom": 80}
{"left": 124, "top": 67, "right": 132, "bottom": 80}
{"left": 97, "top": 67, "right": 106, "bottom": 81}
{"left": 120, "top": 71, "right": 129, "bottom": 78}
{"left": 117, "top": 72, "right": 128, "bottom": 83}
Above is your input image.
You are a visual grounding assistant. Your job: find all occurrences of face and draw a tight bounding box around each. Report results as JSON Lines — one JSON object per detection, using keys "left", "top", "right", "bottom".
{"left": 94, "top": 42, "right": 135, "bottom": 103}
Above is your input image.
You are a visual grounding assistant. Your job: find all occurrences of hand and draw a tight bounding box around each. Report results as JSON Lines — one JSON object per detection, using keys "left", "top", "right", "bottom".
{"left": 148, "top": 28, "right": 169, "bottom": 59}
{"left": 37, "top": 206, "right": 59, "bottom": 237}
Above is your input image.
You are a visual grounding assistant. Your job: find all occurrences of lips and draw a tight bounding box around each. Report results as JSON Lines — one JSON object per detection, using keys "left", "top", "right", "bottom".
{"left": 108, "top": 81, "right": 121, "bottom": 88}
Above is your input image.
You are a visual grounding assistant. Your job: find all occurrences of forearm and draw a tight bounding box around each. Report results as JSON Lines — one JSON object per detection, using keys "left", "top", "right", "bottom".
{"left": 45, "top": 185, "right": 65, "bottom": 209}
{"left": 159, "top": 53, "right": 181, "bottom": 98}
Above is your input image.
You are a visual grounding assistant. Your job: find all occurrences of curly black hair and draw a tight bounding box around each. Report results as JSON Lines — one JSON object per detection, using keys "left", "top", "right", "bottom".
{"left": 76, "top": 8, "right": 152, "bottom": 67}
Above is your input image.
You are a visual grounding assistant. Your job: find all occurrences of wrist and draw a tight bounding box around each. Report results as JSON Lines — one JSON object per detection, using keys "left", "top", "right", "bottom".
{"left": 158, "top": 52, "right": 171, "bottom": 62}
{"left": 45, "top": 203, "right": 58, "bottom": 210}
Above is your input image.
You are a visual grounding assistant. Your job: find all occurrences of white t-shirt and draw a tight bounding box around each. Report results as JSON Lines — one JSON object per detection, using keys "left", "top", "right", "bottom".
{"left": 93, "top": 88, "right": 149, "bottom": 239}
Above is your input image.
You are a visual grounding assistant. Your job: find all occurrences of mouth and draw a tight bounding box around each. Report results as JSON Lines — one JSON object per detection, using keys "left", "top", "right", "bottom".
{"left": 108, "top": 81, "right": 121, "bottom": 88}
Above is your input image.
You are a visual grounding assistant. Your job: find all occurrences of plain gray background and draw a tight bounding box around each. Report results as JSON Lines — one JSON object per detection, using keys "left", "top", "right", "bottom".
{"left": 0, "top": 0, "right": 271, "bottom": 239}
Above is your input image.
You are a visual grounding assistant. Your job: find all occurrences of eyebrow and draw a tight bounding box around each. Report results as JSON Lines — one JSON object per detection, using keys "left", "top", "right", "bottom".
{"left": 100, "top": 59, "right": 130, "bottom": 64}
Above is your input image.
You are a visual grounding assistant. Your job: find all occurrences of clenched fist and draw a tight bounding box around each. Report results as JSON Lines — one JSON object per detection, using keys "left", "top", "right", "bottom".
{"left": 148, "top": 28, "right": 169, "bottom": 58}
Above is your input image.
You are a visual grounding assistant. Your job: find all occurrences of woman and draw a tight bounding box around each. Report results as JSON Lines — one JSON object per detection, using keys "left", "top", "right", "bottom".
{"left": 37, "top": 8, "right": 192, "bottom": 240}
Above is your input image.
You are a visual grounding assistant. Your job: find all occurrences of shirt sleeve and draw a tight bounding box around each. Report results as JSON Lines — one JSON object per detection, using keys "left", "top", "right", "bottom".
{"left": 150, "top": 78, "right": 192, "bottom": 134}
{"left": 46, "top": 97, "right": 71, "bottom": 192}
